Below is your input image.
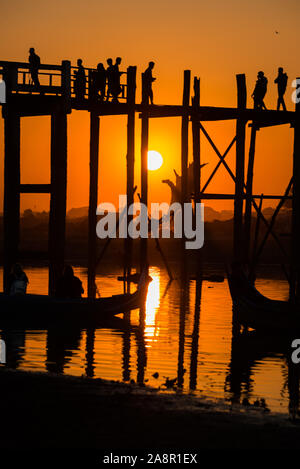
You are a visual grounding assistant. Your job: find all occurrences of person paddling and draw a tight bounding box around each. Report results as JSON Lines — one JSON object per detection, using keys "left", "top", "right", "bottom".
{"left": 55, "top": 265, "right": 84, "bottom": 299}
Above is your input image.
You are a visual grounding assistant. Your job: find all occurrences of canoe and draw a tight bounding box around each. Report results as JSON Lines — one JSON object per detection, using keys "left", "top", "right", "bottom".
{"left": 0, "top": 272, "right": 150, "bottom": 329}
{"left": 227, "top": 268, "right": 300, "bottom": 333}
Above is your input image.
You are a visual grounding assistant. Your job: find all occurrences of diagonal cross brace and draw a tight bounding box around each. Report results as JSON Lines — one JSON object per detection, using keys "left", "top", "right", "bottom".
{"left": 198, "top": 122, "right": 289, "bottom": 260}
{"left": 253, "top": 177, "right": 293, "bottom": 265}
{"left": 201, "top": 134, "right": 237, "bottom": 193}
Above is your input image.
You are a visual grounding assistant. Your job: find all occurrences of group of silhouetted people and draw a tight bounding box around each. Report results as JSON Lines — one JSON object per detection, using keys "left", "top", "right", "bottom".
{"left": 27, "top": 48, "right": 156, "bottom": 104}
{"left": 7, "top": 263, "right": 84, "bottom": 299}
{"left": 73, "top": 57, "right": 122, "bottom": 102}
{"left": 74, "top": 57, "right": 156, "bottom": 103}
{"left": 252, "top": 67, "right": 288, "bottom": 111}
{"left": 28, "top": 48, "right": 289, "bottom": 111}
{"left": 73, "top": 56, "right": 126, "bottom": 103}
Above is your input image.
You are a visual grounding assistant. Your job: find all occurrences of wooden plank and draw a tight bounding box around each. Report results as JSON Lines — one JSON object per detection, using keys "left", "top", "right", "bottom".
{"left": 3, "top": 112, "right": 20, "bottom": 293}
{"left": 48, "top": 111, "right": 67, "bottom": 295}
{"left": 88, "top": 113, "right": 100, "bottom": 298}
{"left": 139, "top": 104, "right": 295, "bottom": 123}
{"left": 19, "top": 184, "right": 51, "bottom": 193}
{"left": 0, "top": 60, "right": 62, "bottom": 71}
{"left": 192, "top": 193, "right": 291, "bottom": 200}
{"left": 234, "top": 74, "right": 247, "bottom": 263}
{"left": 15, "top": 85, "right": 62, "bottom": 94}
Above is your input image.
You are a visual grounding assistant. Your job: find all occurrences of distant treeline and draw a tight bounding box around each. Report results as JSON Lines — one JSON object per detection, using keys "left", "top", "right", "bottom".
{"left": 0, "top": 206, "right": 292, "bottom": 266}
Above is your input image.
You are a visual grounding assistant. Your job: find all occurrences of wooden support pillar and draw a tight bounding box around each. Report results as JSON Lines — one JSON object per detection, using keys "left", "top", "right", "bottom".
{"left": 180, "top": 70, "right": 191, "bottom": 270}
{"left": 3, "top": 112, "right": 20, "bottom": 293}
{"left": 125, "top": 66, "right": 136, "bottom": 285}
{"left": 234, "top": 74, "right": 247, "bottom": 263}
{"left": 88, "top": 112, "right": 100, "bottom": 298}
{"left": 181, "top": 70, "right": 191, "bottom": 207}
{"left": 61, "top": 60, "right": 71, "bottom": 112}
{"left": 48, "top": 111, "right": 67, "bottom": 295}
{"left": 244, "top": 124, "right": 257, "bottom": 263}
{"left": 192, "top": 77, "right": 201, "bottom": 205}
{"left": 290, "top": 77, "right": 300, "bottom": 300}
{"left": 192, "top": 77, "right": 202, "bottom": 273}
{"left": 140, "top": 73, "right": 149, "bottom": 272}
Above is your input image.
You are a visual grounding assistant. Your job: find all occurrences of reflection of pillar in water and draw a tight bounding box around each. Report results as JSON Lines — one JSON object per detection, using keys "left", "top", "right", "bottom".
{"left": 85, "top": 328, "right": 95, "bottom": 378}
{"left": 189, "top": 276, "right": 202, "bottom": 390}
{"left": 225, "top": 332, "right": 256, "bottom": 402}
{"left": 177, "top": 251, "right": 189, "bottom": 389}
{"left": 122, "top": 312, "right": 131, "bottom": 382}
{"left": 46, "top": 327, "right": 81, "bottom": 374}
{"left": 137, "top": 305, "right": 147, "bottom": 386}
{"left": 287, "top": 355, "right": 300, "bottom": 420}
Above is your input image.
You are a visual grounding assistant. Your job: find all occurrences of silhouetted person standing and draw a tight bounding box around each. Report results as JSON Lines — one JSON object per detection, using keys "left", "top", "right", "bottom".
{"left": 28, "top": 48, "right": 40, "bottom": 87}
{"left": 74, "top": 59, "right": 86, "bottom": 100}
{"left": 252, "top": 71, "right": 268, "bottom": 110}
{"left": 143, "top": 61, "right": 156, "bottom": 105}
{"left": 111, "top": 57, "right": 124, "bottom": 103}
{"left": 275, "top": 67, "right": 288, "bottom": 111}
{"left": 106, "top": 58, "right": 114, "bottom": 101}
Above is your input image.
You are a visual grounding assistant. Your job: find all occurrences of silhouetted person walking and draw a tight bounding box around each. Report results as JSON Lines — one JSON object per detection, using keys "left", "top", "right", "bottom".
{"left": 74, "top": 59, "right": 86, "bottom": 100}
{"left": 106, "top": 58, "right": 114, "bottom": 101}
{"left": 143, "top": 61, "right": 156, "bottom": 105}
{"left": 252, "top": 71, "right": 268, "bottom": 110}
{"left": 89, "top": 64, "right": 105, "bottom": 101}
{"left": 111, "top": 57, "right": 124, "bottom": 103}
{"left": 275, "top": 67, "right": 288, "bottom": 111}
{"left": 28, "top": 48, "right": 40, "bottom": 87}
{"left": 95, "top": 63, "right": 106, "bottom": 101}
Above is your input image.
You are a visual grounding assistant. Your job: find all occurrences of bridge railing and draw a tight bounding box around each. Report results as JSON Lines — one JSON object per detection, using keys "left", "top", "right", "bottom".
{"left": 0, "top": 60, "right": 128, "bottom": 103}
{"left": 0, "top": 60, "right": 71, "bottom": 98}
{"left": 70, "top": 66, "right": 128, "bottom": 101}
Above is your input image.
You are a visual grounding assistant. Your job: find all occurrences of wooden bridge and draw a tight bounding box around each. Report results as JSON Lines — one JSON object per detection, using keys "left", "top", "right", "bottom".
{"left": 1, "top": 60, "right": 300, "bottom": 299}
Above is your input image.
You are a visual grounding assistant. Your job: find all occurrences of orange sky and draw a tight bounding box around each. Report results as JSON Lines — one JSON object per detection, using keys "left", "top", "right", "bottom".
{"left": 0, "top": 0, "right": 299, "bottom": 212}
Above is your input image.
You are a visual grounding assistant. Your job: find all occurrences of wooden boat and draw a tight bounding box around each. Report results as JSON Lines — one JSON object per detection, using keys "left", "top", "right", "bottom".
{"left": 0, "top": 272, "right": 150, "bottom": 329}
{"left": 227, "top": 268, "right": 300, "bottom": 333}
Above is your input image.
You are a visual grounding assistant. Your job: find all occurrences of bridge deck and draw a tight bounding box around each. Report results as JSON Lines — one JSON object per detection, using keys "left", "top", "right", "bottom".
{"left": 0, "top": 60, "right": 297, "bottom": 125}
{"left": 1, "top": 93, "right": 296, "bottom": 125}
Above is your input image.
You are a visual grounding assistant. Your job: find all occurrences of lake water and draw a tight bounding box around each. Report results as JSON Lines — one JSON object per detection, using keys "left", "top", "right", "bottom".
{"left": 0, "top": 264, "right": 298, "bottom": 416}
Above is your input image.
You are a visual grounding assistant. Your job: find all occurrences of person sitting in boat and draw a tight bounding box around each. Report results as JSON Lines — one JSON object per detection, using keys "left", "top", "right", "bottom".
{"left": 55, "top": 265, "right": 84, "bottom": 299}
{"left": 8, "top": 263, "right": 29, "bottom": 296}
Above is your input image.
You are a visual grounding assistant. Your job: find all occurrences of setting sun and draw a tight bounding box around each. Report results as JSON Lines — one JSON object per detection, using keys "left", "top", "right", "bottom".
{"left": 147, "top": 150, "right": 163, "bottom": 171}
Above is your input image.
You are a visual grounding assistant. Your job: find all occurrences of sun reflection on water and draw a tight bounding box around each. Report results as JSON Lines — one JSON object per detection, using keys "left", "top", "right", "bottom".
{"left": 144, "top": 268, "right": 161, "bottom": 343}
